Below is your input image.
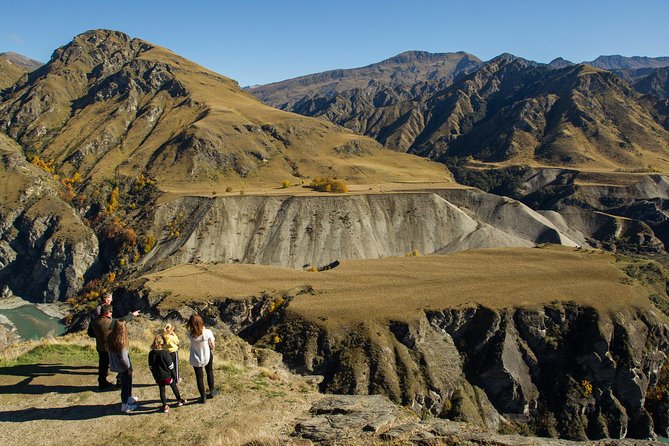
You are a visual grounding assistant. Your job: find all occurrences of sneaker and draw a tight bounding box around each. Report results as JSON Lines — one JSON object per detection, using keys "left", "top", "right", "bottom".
{"left": 120, "top": 403, "right": 136, "bottom": 413}
{"left": 127, "top": 396, "right": 138, "bottom": 405}
{"left": 176, "top": 399, "right": 186, "bottom": 407}
{"left": 198, "top": 397, "right": 206, "bottom": 404}
{"left": 161, "top": 405, "right": 169, "bottom": 413}
{"left": 207, "top": 389, "right": 220, "bottom": 399}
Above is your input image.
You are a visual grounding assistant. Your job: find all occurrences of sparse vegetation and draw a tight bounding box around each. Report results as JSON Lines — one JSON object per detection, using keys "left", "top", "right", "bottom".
{"left": 281, "top": 180, "right": 291, "bottom": 188}
{"left": 615, "top": 165, "right": 663, "bottom": 173}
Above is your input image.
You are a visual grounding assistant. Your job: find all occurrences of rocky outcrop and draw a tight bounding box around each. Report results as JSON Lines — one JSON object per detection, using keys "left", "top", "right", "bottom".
{"left": 237, "top": 302, "right": 669, "bottom": 440}
{"left": 0, "top": 134, "right": 97, "bottom": 302}
{"left": 138, "top": 191, "right": 580, "bottom": 272}
{"left": 429, "top": 305, "right": 669, "bottom": 440}
{"left": 294, "top": 394, "right": 663, "bottom": 445}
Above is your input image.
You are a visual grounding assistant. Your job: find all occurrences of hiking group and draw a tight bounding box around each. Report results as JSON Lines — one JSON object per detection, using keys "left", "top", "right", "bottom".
{"left": 90, "top": 292, "right": 219, "bottom": 413}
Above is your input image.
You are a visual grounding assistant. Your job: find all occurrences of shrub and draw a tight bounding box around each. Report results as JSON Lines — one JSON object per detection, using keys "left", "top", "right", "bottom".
{"left": 106, "top": 187, "right": 119, "bottom": 215}
{"left": 29, "top": 155, "right": 55, "bottom": 174}
{"left": 281, "top": 180, "right": 291, "bottom": 188}
{"left": 225, "top": 186, "right": 232, "bottom": 193}
{"left": 309, "top": 177, "right": 348, "bottom": 193}
{"left": 142, "top": 233, "right": 157, "bottom": 254}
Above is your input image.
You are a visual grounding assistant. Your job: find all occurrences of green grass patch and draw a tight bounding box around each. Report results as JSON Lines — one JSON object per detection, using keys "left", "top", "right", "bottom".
{"left": 0, "top": 344, "right": 97, "bottom": 367}
{"left": 251, "top": 373, "right": 270, "bottom": 391}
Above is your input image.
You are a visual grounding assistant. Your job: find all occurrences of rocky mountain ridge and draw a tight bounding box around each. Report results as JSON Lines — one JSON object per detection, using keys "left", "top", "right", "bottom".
{"left": 256, "top": 54, "right": 669, "bottom": 172}
{"left": 249, "top": 50, "right": 483, "bottom": 110}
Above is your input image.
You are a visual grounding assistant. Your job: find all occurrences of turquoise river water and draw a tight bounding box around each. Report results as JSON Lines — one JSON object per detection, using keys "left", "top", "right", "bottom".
{"left": 0, "top": 303, "right": 66, "bottom": 340}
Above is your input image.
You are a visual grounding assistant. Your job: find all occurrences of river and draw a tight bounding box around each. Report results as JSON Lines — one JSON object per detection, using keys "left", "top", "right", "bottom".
{"left": 0, "top": 297, "right": 67, "bottom": 340}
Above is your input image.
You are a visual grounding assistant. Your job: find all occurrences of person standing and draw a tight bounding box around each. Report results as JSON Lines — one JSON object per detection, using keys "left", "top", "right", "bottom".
{"left": 94, "top": 292, "right": 113, "bottom": 317}
{"left": 87, "top": 292, "right": 139, "bottom": 337}
{"left": 187, "top": 315, "right": 219, "bottom": 404}
{"left": 148, "top": 334, "right": 186, "bottom": 413}
{"left": 163, "top": 323, "right": 180, "bottom": 382}
{"left": 92, "top": 305, "right": 115, "bottom": 390}
{"left": 107, "top": 320, "right": 136, "bottom": 413}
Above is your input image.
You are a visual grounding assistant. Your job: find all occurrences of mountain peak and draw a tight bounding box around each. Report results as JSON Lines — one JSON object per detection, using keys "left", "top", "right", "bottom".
{"left": 379, "top": 50, "right": 478, "bottom": 65}
{"left": 48, "top": 29, "right": 152, "bottom": 71}
{"left": 487, "top": 53, "right": 539, "bottom": 69}
{"left": 548, "top": 57, "right": 574, "bottom": 68}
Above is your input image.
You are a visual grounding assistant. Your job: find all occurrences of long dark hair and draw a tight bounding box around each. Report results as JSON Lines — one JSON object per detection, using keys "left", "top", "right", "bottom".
{"left": 187, "top": 314, "right": 204, "bottom": 337}
{"left": 107, "top": 320, "right": 129, "bottom": 352}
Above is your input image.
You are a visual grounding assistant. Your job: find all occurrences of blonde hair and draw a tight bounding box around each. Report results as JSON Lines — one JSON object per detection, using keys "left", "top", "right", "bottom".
{"left": 151, "top": 334, "right": 165, "bottom": 350}
{"left": 163, "top": 323, "right": 174, "bottom": 335}
{"left": 107, "top": 320, "right": 129, "bottom": 352}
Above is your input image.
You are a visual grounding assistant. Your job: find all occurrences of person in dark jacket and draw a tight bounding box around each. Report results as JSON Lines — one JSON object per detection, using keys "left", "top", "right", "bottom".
{"left": 92, "top": 305, "right": 115, "bottom": 390}
{"left": 148, "top": 334, "right": 185, "bottom": 413}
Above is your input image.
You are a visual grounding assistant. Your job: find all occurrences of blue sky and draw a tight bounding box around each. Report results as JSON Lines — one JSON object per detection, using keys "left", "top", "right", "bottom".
{"left": 2, "top": 0, "right": 668, "bottom": 86}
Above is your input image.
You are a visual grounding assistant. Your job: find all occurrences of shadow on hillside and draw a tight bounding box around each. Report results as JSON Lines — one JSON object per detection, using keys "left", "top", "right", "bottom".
{"left": 0, "top": 363, "right": 151, "bottom": 395}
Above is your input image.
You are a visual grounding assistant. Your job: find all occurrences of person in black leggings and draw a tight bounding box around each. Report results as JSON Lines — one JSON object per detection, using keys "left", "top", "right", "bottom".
{"left": 148, "top": 335, "right": 186, "bottom": 413}
{"left": 186, "top": 314, "right": 219, "bottom": 403}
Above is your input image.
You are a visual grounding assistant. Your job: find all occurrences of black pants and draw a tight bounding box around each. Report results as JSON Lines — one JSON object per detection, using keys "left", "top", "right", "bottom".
{"left": 118, "top": 370, "right": 133, "bottom": 405}
{"left": 193, "top": 354, "right": 214, "bottom": 400}
{"left": 97, "top": 351, "right": 110, "bottom": 386}
{"left": 158, "top": 379, "right": 181, "bottom": 407}
{"left": 169, "top": 351, "right": 179, "bottom": 381}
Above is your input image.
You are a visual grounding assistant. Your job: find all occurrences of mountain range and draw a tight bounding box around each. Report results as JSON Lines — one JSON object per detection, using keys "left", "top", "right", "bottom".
{"left": 250, "top": 52, "right": 669, "bottom": 172}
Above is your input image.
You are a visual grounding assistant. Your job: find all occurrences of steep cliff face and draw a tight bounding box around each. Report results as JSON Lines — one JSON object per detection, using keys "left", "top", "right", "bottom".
{"left": 254, "top": 303, "right": 669, "bottom": 440}
{"left": 429, "top": 305, "right": 669, "bottom": 439}
{"left": 0, "top": 134, "right": 97, "bottom": 302}
{"left": 138, "top": 191, "right": 579, "bottom": 272}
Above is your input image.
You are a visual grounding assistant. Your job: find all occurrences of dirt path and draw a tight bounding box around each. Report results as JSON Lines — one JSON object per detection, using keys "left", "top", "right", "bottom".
{"left": 0, "top": 337, "right": 319, "bottom": 446}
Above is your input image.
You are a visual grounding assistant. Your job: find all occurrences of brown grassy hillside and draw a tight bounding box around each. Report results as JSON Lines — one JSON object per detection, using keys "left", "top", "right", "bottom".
{"left": 0, "top": 30, "right": 451, "bottom": 193}
{"left": 144, "top": 245, "right": 666, "bottom": 326}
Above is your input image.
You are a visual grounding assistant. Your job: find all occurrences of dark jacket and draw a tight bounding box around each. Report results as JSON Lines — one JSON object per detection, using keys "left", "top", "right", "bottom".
{"left": 92, "top": 315, "right": 113, "bottom": 352}
{"left": 148, "top": 349, "right": 174, "bottom": 382}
